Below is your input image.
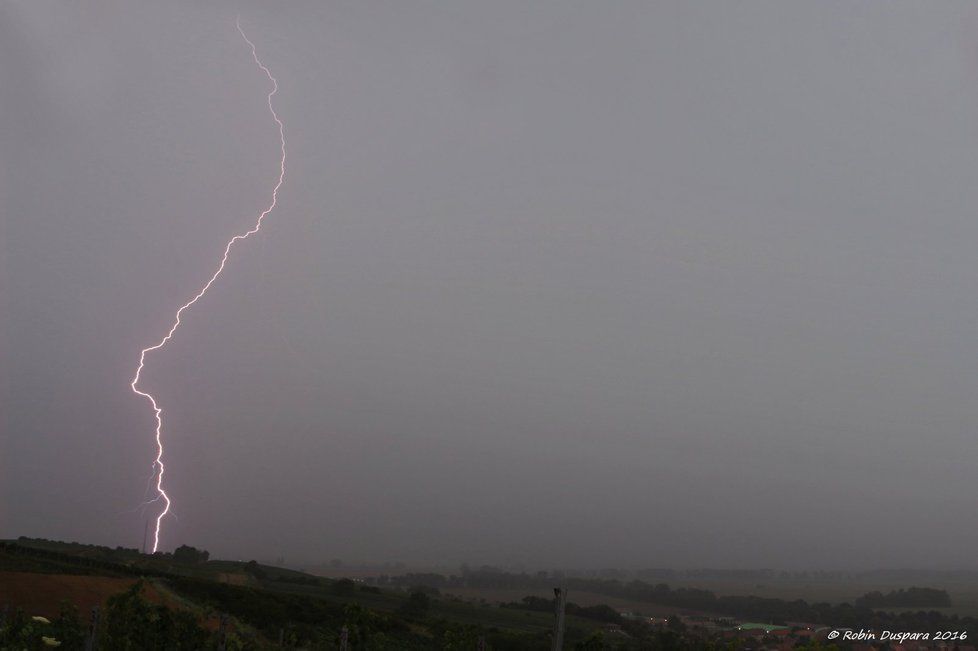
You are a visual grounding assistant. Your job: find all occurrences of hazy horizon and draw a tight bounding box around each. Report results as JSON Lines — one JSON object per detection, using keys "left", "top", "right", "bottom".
{"left": 4, "top": 1, "right": 978, "bottom": 571}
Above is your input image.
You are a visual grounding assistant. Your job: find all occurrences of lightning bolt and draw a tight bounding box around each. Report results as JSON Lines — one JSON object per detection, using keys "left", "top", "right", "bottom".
{"left": 130, "top": 17, "right": 286, "bottom": 553}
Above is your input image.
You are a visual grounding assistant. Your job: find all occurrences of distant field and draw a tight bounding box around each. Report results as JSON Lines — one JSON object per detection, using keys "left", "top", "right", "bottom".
{"left": 442, "top": 587, "right": 709, "bottom": 617}
{"left": 663, "top": 578, "right": 978, "bottom": 618}
{"left": 295, "top": 563, "right": 978, "bottom": 618}
{"left": 438, "top": 577, "right": 978, "bottom": 619}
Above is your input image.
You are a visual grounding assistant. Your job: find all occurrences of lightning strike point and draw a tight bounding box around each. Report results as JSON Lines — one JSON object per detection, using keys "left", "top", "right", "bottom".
{"left": 130, "top": 18, "right": 286, "bottom": 553}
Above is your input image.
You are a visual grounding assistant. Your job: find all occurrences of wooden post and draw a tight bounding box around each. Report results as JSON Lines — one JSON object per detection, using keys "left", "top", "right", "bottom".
{"left": 84, "top": 606, "right": 100, "bottom": 651}
{"left": 339, "top": 625, "right": 349, "bottom": 651}
{"left": 551, "top": 587, "right": 567, "bottom": 651}
{"left": 218, "top": 613, "right": 229, "bottom": 651}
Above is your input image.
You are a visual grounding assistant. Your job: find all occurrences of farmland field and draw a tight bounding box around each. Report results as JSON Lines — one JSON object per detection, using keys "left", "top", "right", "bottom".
{"left": 0, "top": 571, "right": 160, "bottom": 618}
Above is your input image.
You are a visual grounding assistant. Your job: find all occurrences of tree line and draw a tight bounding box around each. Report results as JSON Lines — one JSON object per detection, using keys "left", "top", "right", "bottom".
{"left": 381, "top": 567, "right": 975, "bottom": 633}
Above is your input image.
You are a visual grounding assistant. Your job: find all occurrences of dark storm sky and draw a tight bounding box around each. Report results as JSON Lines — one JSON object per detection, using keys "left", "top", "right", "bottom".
{"left": 3, "top": 1, "right": 978, "bottom": 569}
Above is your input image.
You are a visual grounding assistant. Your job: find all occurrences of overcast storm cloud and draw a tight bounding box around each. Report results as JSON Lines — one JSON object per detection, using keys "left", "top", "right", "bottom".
{"left": 3, "top": 1, "right": 978, "bottom": 571}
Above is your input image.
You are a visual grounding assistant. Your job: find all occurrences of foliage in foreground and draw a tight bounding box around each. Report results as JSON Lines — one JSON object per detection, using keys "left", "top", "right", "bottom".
{"left": 0, "top": 602, "right": 86, "bottom": 651}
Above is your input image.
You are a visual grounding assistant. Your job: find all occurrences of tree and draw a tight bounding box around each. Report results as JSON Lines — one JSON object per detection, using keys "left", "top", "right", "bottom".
{"left": 172, "top": 545, "right": 210, "bottom": 565}
{"left": 341, "top": 603, "right": 379, "bottom": 647}
{"left": 51, "top": 602, "right": 85, "bottom": 649}
{"left": 244, "top": 560, "right": 267, "bottom": 580}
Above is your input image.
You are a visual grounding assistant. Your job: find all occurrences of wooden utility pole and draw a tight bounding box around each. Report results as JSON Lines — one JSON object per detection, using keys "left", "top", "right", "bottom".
{"left": 551, "top": 587, "right": 567, "bottom": 651}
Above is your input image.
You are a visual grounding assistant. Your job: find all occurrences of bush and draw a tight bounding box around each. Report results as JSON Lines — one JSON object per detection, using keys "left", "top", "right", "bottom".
{"left": 99, "top": 580, "right": 210, "bottom": 650}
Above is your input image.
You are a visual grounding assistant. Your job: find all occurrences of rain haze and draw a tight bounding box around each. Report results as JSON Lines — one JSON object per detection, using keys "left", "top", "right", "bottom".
{"left": 3, "top": 1, "right": 978, "bottom": 572}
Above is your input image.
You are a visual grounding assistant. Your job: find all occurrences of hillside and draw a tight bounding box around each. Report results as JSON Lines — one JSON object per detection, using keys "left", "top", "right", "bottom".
{"left": 0, "top": 538, "right": 650, "bottom": 649}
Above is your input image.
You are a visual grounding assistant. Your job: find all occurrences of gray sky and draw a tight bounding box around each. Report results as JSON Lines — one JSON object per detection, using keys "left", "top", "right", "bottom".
{"left": 3, "top": 1, "right": 978, "bottom": 570}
